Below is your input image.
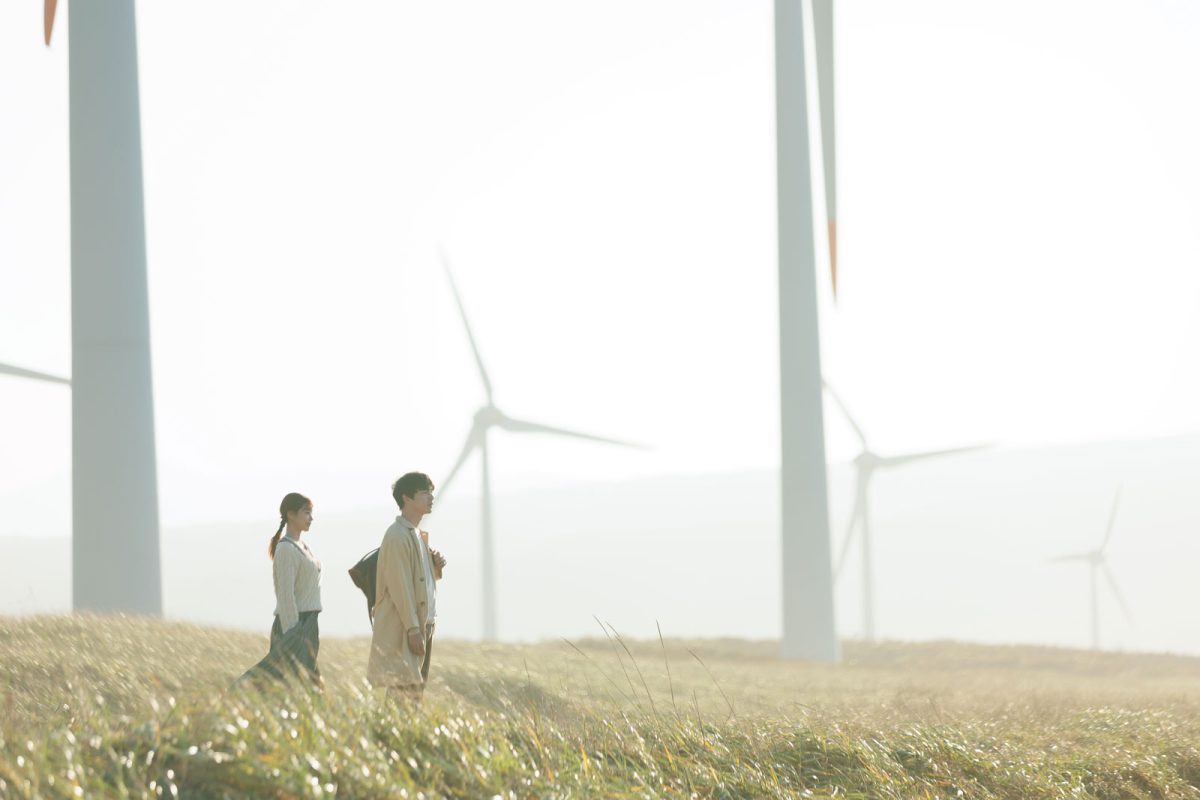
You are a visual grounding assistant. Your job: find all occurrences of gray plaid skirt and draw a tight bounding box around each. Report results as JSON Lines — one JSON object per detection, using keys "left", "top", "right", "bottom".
{"left": 240, "top": 610, "right": 320, "bottom": 684}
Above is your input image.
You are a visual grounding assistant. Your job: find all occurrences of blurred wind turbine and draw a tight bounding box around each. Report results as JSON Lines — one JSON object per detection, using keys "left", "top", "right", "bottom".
{"left": 1047, "top": 490, "right": 1132, "bottom": 650}
{"left": 6, "top": 0, "right": 163, "bottom": 614}
{"left": 437, "top": 253, "right": 642, "bottom": 641}
{"left": 824, "top": 381, "right": 987, "bottom": 641}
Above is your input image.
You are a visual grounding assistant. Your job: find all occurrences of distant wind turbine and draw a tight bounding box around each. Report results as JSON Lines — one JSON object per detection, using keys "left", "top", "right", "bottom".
{"left": 1047, "top": 490, "right": 1132, "bottom": 650}
{"left": 437, "top": 253, "right": 641, "bottom": 641}
{"left": 824, "top": 381, "right": 987, "bottom": 641}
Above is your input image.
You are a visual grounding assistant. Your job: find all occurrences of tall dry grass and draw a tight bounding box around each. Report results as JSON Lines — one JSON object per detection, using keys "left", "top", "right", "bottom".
{"left": 3, "top": 615, "right": 1200, "bottom": 798}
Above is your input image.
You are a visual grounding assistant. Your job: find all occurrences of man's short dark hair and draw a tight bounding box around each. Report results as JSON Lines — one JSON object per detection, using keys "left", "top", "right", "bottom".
{"left": 392, "top": 472, "right": 434, "bottom": 509}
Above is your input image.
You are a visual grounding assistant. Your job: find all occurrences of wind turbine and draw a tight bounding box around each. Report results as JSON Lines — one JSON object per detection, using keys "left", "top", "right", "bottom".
{"left": 824, "top": 382, "right": 987, "bottom": 641}
{"left": 437, "top": 254, "right": 641, "bottom": 641}
{"left": 1048, "top": 490, "right": 1132, "bottom": 650}
{"left": 775, "top": 0, "right": 840, "bottom": 662}
{"left": 3, "top": 1, "right": 163, "bottom": 614}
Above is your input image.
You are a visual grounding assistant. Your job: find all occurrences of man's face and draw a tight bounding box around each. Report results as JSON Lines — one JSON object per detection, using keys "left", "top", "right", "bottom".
{"left": 407, "top": 487, "right": 434, "bottom": 516}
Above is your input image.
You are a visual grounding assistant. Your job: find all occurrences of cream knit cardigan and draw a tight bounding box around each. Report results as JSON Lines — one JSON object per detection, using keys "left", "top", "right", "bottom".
{"left": 272, "top": 537, "right": 322, "bottom": 633}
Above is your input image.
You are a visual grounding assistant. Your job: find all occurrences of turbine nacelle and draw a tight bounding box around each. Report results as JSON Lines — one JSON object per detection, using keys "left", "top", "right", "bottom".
{"left": 853, "top": 450, "right": 882, "bottom": 470}
{"left": 475, "top": 405, "right": 504, "bottom": 429}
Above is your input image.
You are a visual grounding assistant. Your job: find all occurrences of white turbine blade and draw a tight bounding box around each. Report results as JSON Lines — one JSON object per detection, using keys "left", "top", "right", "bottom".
{"left": 1046, "top": 551, "right": 1093, "bottom": 564}
{"left": 496, "top": 414, "right": 644, "bottom": 449}
{"left": 0, "top": 362, "right": 70, "bottom": 385}
{"left": 821, "top": 380, "right": 867, "bottom": 448}
{"left": 439, "top": 426, "right": 481, "bottom": 498}
{"left": 1102, "top": 563, "right": 1133, "bottom": 623}
{"left": 1099, "top": 488, "right": 1122, "bottom": 553}
{"left": 439, "top": 249, "right": 494, "bottom": 404}
{"left": 812, "top": 0, "right": 837, "bottom": 299}
{"left": 879, "top": 444, "right": 989, "bottom": 469}
{"left": 833, "top": 493, "right": 862, "bottom": 579}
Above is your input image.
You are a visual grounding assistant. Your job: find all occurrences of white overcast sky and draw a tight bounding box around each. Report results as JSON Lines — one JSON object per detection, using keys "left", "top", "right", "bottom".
{"left": 2, "top": 0, "right": 1200, "bottom": 535}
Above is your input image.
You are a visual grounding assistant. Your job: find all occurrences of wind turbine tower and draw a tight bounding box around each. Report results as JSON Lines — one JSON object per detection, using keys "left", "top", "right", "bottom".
{"left": 1, "top": 1, "right": 163, "bottom": 614}
{"left": 775, "top": 0, "right": 839, "bottom": 660}
{"left": 437, "top": 254, "right": 640, "bottom": 641}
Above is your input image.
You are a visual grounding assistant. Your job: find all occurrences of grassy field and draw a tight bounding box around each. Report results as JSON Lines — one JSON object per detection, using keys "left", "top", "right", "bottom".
{"left": 2, "top": 616, "right": 1200, "bottom": 798}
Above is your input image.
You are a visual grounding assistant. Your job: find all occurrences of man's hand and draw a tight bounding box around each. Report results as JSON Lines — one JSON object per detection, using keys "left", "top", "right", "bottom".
{"left": 430, "top": 549, "right": 447, "bottom": 570}
{"left": 407, "top": 628, "right": 426, "bottom": 657}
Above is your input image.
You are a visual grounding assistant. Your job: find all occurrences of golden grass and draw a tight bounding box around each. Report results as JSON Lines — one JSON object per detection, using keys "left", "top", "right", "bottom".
{"left": 3, "top": 615, "right": 1200, "bottom": 798}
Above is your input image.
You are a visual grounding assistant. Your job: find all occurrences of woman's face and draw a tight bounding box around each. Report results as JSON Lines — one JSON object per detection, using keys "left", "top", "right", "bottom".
{"left": 288, "top": 504, "right": 314, "bottom": 533}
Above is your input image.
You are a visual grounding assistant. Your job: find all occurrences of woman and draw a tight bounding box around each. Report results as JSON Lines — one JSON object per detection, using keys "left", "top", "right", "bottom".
{"left": 241, "top": 492, "right": 323, "bottom": 686}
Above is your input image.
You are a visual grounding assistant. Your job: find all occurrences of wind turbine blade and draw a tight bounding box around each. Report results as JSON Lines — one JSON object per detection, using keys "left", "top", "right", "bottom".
{"left": 833, "top": 492, "right": 862, "bottom": 579}
{"left": 44, "top": 0, "right": 58, "bottom": 45}
{"left": 439, "top": 426, "right": 481, "bottom": 498}
{"left": 1045, "top": 552, "right": 1093, "bottom": 564}
{"left": 495, "top": 414, "right": 644, "bottom": 449}
{"left": 812, "top": 0, "right": 837, "bottom": 300}
{"left": 821, "top": 380, "right": 867, "bottom": 448}
{"left": 439, "top": 249, "right": 494, "bottom": 405}
{"left": 1099, "top": 488, "right": 1122, "bottom": 552}
{"left": 0, "top": 362, "right": 70, "bottom": 385}
{"left": 1102, "top": 563, "right": 1133, "bottom": 623}
{"left": 879, "top": 444, "right": 989, "bottom": 469}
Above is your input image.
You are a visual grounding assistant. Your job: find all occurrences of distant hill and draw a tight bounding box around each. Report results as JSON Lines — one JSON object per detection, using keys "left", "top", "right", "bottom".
{"left": 3, "top": 434, "right": 1199, "bottom": 652}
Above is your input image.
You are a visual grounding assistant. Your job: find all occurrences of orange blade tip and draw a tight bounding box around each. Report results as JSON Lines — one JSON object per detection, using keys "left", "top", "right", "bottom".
{"left": 44, "top": 0, "right": 58, "bottom": 45}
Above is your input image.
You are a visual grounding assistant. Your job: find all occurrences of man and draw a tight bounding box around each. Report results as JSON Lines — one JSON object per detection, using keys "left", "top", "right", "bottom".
{"left": 367, "top": 471, "right": 446, "bottom": 701}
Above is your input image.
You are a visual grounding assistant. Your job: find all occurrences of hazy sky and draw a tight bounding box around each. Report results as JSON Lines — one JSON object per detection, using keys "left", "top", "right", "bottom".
{"left": 2, "top": 0, "right": 1200, "bottom": 537}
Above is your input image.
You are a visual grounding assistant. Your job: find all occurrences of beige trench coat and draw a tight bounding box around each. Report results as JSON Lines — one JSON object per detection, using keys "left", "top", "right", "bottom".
{"left": 367, "top": 517, "right": 440, "bottom": 688}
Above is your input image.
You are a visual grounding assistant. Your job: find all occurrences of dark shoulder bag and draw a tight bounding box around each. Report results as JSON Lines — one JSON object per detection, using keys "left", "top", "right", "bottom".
{"left": 348, "top": 548, "right": 379, "bottom": 625}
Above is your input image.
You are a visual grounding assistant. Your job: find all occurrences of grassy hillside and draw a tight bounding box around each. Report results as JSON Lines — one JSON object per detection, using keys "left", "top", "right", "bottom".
{"left": 2, "top": 616, "right": 1200, "bottom": 798}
